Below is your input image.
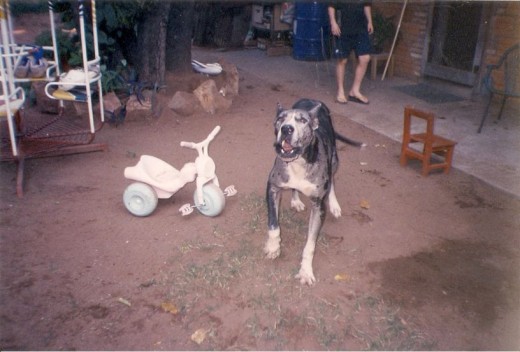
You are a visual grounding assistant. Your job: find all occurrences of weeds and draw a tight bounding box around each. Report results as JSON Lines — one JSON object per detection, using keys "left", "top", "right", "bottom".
{"left": 160, "top": 192, "right": 435, "bottom": 349}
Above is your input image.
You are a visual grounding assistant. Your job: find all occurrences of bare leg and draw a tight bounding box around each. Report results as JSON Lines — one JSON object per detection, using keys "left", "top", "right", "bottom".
{"left": 349, "top": 54, "right": 370, "bottom": 103}
{"left": 335, "top": 58, "right": 348, "bottom": 102}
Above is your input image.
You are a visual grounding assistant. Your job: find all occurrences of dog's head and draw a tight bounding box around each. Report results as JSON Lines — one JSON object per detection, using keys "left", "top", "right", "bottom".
{"left": 273, "top": 102, "right": 320, "bottom": 162}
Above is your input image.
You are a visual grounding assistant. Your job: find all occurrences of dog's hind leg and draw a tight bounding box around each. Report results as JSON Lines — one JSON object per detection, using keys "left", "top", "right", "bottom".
{"left": 328, "top": 180, "right": 342, "bottom": 218}
{"left": 265, "top": 182, "right": 282, "bottom": 259}
{"left": 291, "top": 190, "right": 306, "bottom": 212}
{"left": 295, "top": 199, "right": 325, "bottom": 285}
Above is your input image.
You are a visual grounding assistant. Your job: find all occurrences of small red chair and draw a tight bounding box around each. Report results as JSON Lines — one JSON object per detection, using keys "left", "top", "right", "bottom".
{"left": 400, "top": 106, "right": 457, "bottom": 176}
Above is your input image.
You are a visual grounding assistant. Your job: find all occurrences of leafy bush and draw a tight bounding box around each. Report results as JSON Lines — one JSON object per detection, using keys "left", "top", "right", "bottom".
{"left": 371, "top": 10, "right": 397, "bottom": 53}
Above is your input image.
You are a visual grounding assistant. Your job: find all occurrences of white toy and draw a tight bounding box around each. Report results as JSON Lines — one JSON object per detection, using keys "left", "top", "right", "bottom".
{"left": 123, "top": 126, "right": 236, "bottom": 217}
{"left": 191, "top": 59, "right": 223, "bottom": 75}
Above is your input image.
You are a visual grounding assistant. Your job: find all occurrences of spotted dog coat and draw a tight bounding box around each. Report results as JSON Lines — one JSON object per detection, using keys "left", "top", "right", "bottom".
{"left": 265, "top": 98, "right": 363, "bottom": 285}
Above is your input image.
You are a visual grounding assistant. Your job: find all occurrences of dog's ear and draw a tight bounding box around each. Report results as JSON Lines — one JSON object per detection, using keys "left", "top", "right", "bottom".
{"left": 276, "top": 102, "right": 284, "bottom": 116}
{"left": 309, "top": 103, "right": 321, "bottom": 130}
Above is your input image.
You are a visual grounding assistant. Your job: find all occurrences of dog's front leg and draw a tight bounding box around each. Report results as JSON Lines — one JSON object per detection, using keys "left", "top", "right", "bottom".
{"left": 296, "top": 198, "right": 325, "bottom": 285}
{"left": 265, "top": 181, "right": 282, "bottom": 259}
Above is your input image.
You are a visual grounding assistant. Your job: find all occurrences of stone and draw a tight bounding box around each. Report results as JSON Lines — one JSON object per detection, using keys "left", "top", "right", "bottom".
{"left": 219, "top": 61, "right": 239, "bottom": 97}
{"left": 126, "top": 90, "right": 152, "bottom": 112}
{"left": 168, "top": 91, "right": 200, "bottom": 116}
{"left": 32, "top": 81, "right": 59, "bottom": 114}
{"left": 103, "top": 92, "right": 122, "bottom": 113}
{"left": 193, "top": 79, "right": 232, "bottom": 114}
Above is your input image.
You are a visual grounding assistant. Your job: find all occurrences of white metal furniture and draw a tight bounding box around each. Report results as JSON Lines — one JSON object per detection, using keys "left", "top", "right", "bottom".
{"left": 0, "top": 0, "right": 106, "bottom": 197}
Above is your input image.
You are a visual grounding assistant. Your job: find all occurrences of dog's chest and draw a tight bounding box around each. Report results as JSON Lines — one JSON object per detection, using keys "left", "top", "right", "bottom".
{"left": 279, "top": 162, "right": 319, "bottom": 197}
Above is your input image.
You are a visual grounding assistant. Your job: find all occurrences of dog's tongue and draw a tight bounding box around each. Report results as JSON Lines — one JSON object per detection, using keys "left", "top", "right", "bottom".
{"left": 282, "top": 140, "right": 293, "bottom": 152}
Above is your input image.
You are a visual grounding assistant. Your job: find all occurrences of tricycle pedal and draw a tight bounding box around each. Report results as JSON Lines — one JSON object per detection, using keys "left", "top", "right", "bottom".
{"left": 179, "top": 203, "right": 195, "bottom": 216}
{"left": 224, "top": 185, "right": 237, "bottom": 197}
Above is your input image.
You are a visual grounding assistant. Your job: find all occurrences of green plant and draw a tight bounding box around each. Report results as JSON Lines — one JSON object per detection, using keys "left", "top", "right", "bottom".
{"left": 34, "top": 30, "right": 83, "bottom": 68}
{"left": 371, "top": 10, "right": 397, "bottom": 53}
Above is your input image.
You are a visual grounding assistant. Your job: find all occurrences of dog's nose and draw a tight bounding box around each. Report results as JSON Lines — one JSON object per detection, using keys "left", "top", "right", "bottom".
{"left": 281, "top": 125, "right": 294, "bottom": 136}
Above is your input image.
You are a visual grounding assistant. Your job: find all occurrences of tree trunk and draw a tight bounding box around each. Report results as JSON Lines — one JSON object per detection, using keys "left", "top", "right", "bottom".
{"left": 166, "top": 1, "right": 194, "bottom": 73}
{"left": 136, "top": 2, "right": 170, "bottom": 85}
{"left": 193, "top": 2, "right": 213, "bottom": 47}
{"left": 213, "top": 5, "right": 234, "bottom": 48}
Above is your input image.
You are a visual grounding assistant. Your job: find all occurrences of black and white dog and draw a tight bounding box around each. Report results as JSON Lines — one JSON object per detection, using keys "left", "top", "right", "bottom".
{"left": 265, "top": 98, "right": 364, "bottom": 285}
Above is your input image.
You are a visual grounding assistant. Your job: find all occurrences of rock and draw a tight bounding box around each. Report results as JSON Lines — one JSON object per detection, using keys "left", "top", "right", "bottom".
{"left": 193, "top": 79, "right": 232, "bottom": 114}
{"left": 31, "top": 81, "right": 59, "bottom": 114}
{"left": 219, "top": 61, "right": 239, "bottom": 97}
{"left": 167, "top": 91, "right": 200, "bottom": 116}
{"left": 103, "top": 92, "right": 122, "bottom": 114}
{"left": 126, "top": 91, "right": 152, "bottom": 112}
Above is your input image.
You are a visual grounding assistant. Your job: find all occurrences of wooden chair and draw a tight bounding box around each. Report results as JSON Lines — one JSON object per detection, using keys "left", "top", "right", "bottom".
{"left": 477, "top": 43, "right": 520, "bottom": 133}
{"left": 400, "top": 106, "right": 457, "bottom": 176}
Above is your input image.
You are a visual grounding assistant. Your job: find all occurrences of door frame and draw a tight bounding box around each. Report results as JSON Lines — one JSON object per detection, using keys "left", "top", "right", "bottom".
{"left": 422, "top": 1, "right": 491, "bottom": 87}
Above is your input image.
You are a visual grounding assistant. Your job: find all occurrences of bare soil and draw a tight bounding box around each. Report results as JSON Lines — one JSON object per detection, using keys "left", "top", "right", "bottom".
{"left": 1, "top": 14, "right": 519, "bottom": 351}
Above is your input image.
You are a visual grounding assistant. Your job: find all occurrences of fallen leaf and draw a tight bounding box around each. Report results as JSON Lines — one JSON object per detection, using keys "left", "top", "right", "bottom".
{"left": 360, "top": 199, "right": 370, "bottom": 209}
{"left": 161, "top": 302, "right": 179, "bottom": 315}
{"left": 334, "top": 273, "right": 350, "bottom": 282}
{"left": 191, "top": 328, "right": 208, "bottom": 345}
{"left": 117, "top": 297, "right": 131, "bottom": 307}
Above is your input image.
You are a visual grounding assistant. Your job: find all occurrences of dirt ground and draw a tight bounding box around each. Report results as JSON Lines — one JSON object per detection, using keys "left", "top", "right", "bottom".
{"left": 2, "top": 14, "right": 520, "bottom": 351}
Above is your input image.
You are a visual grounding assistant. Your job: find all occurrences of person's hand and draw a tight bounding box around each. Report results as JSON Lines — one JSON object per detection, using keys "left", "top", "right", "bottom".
{"left": 331, "top": 22, "right": 341, "bottom": 36}
{"left": 367, "top": 22, "right": 374, "bottom": 34}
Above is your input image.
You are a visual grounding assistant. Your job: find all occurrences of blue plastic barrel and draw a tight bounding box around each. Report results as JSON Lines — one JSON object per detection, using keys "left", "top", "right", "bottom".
{"left": 293, "top": 2, "right": 330, "bottom": 61}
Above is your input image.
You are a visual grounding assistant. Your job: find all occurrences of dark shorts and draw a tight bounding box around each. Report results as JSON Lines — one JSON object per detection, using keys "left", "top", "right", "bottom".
{"left": 332, "top": 31, "right": 372, "bottom": 59}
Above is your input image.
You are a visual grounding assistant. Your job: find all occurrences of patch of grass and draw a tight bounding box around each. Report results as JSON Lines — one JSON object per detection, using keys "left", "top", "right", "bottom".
{"left": 159, "top": 192, "right": 437, "bottom": 350}
{"left": 239, "top": 192, "right": 308, "bottom": 236}
{"left": 240, "top": 192, "right": 266, "bottom": 233}
{"left": 347, "top": 294, "right": 437, "bottom": 350}
{"left": 177, "top": 239, "right": 224, "bottom": 254}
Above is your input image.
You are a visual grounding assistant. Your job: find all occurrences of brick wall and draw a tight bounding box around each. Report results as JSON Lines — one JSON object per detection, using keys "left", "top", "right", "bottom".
{"left": 373, "top": 1, "right": 430, "bottom": 80}
{"left": 373, "top": 1, "right": 520, "bottom": 84}
{"left": 482, "top": 2, "right": 520, "bottom": 67}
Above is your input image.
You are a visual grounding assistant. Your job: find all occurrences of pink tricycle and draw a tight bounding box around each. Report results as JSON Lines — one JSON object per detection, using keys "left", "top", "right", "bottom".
{"left": 123, "top": 126, "right": 236, "bottom": 217}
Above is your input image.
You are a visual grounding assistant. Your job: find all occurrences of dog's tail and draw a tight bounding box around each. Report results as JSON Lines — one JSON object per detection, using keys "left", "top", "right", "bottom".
{"left": 335, "top": 132, "right": 367, "bottom": 148}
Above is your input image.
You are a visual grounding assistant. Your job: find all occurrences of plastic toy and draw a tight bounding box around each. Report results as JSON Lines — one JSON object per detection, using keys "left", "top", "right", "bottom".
{"left": 191, "top": 59, "right": 222, "bottom": 75}
{"left": 123, "top": 126, "right": 236, "bottom": 217}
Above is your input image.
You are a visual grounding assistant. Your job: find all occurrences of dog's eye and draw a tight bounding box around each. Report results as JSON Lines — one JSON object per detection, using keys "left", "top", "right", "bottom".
{"left": 295, "top": 116, "right": 309, "bottom": 124}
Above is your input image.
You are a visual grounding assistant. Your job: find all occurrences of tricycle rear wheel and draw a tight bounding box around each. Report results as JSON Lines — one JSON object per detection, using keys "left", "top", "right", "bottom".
{"left": 123, "top": 182, "right": 158, "bottom": 217}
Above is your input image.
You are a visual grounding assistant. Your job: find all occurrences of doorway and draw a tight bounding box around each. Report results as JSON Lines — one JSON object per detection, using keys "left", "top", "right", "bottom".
{"left": 424, "top": 1, "right": 487, "bottom": 86}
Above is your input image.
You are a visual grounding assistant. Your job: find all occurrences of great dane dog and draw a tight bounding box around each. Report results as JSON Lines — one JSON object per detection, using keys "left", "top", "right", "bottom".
{"left": 265, "top": 98, "right": 364, "bottom": 285}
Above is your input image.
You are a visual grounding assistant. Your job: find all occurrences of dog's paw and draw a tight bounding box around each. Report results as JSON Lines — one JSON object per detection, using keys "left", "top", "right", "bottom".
{"left": 329, "top": 204, "right": 342, "bottom": 218}
{"left": 264, "top": 238, "right": 281, "bottom": 259}
{"left": 295, "top": 268, "right": 316, "bottom": 285}
{"left": 330, "top": 206, "right": 341, "bottom": 218}
{"left": 329, "top": 199, "right": 342, "bottom": 218}
{"left": 291, "top": 199, "right": 306, "bottom": 212}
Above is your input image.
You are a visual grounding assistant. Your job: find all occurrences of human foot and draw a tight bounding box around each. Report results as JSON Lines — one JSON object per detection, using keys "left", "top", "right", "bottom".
{"left": 335, "top": 96, "right": 348, "bottom": 104}
{"left": 348, "top": 93, "right": 369, "bottom": 104}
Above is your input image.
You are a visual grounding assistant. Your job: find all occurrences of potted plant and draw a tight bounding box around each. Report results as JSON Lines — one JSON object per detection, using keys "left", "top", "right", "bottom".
{"left": 371, "top": 10, "right": 397, "bottom": 54}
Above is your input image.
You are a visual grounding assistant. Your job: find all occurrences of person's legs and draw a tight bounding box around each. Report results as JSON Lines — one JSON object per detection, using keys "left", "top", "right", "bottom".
{"left": 347, "top": 31, "right": 372, "bottom": 104}
{"left": 348, "top": 54, "right": 370, "bottom": 103}
{"left": 335, "top": 58, "right": 348, "bottom": 103}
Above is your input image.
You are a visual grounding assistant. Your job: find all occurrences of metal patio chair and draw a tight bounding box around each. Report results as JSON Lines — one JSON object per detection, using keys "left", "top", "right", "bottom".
{"left": 477, "top": 43, "right": 520, "bottom": 133}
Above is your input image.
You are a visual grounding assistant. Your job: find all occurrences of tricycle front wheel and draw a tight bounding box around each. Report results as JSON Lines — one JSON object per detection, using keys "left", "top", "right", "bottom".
{"left": 123, "top": 182, "right": 158, "bottom": 217}
{"left": 194, "top": 184, "right": 226, "bottom": 217}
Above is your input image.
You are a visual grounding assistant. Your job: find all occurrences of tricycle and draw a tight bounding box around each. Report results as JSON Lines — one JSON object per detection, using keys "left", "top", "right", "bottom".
{"left": 123, "top": 126, "right": 236, "bottom": 217}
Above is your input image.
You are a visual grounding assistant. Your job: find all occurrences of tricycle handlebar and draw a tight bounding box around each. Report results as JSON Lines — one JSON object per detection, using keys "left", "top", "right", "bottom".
{"left": 180, "top": 125, "right": 221, "bottom": 150}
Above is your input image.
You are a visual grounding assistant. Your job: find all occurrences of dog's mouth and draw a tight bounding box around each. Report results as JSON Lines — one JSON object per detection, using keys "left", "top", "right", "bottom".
{"left": 275, "top": 140, "right": 301, "bottom": 161}
{"left": 282, "top": 140, "right": 293, "bottom": 153}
